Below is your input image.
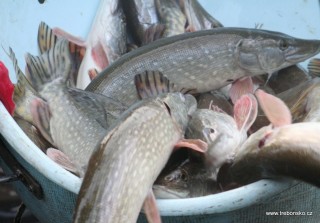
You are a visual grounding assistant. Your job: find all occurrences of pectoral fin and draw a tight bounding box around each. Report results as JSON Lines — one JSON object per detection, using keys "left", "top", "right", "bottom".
{"left": 30, "top": 98, "right": 54, "bottom": 145}
{"left": 255, "top": 89, "right": 292, "bottom": 127}
{"left": 233, "top": 94, "right": 258, "bottom": 132}
{"left": 143, "top": 189, "right": 162, "bottom": 223}
{"left": 308, "top": 58, "right": 320, "bottom": 76}
{"left": 174, "top": 139, "right": 208, "bottom": 153}
{"left": 229, "top": 77, "right": 254, "bottom": 104}
{"left": 46, "top": 148, "right": 79, "bottom": 176}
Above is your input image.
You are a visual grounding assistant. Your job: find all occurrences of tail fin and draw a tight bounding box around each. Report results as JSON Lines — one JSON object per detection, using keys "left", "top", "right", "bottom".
{"left": 38, "top": 21, "right": 58, "bottom": 54}
{"left": 25, "top": 39, "right": 75, "bottom": 91}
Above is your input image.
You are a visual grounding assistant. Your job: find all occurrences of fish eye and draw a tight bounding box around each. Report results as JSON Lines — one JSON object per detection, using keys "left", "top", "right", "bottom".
{"left": 180, "top": 172, "right": 188, "bottom": 181}
{"left": 279, "top": 39, "right": 288, "bottom": 51}
{"left": 209, "top": 128, "right": 215, "bottom": 133}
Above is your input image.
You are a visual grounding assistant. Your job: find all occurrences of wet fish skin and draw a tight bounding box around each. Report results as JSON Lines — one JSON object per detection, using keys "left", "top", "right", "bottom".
{"left": 27, "top": 39, "right": 127, "bottom": 176}
{"left": 155, "top": 0, "right": 186, "bottom": 37}
{"left": 186, "top": 109, "right": 242, "bottom": 174}
{"left": 218, "top": 122, "right": 320, "bottom": 188}
{"left": 181, "top": 0, "right": 223, "bottom": 31}
{"left": 86, "top": 28, "right": 320, "bottom": 107}
{"left": 74, "top": 93, "right": 197, "bottom": 223}
{"left": 264, "top": 65, "right": 311, "bottom": 94}
{"left": 196, "top": 91, "right": 233, "bottom": 115}
{"left": 122, "top": 0, "right": 159, "bottom": 46}
{"left": 154, "top": 158, "right": 219, "bottom": 199}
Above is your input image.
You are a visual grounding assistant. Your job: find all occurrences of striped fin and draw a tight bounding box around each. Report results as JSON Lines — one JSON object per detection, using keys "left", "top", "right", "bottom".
{"left": 25, "top": 39, "right": 73, "bottom": 91}
{"left": 7, "top": 47, "right": 41, "bottom": 122}
{"left": 134, "top": 71, "right": 176, "bottom": 99}
{"left": 308, "top": 58, "right": 320, "bottom": 76}
{"left": 38, "top": 21, "right": 58, "bottom": 54}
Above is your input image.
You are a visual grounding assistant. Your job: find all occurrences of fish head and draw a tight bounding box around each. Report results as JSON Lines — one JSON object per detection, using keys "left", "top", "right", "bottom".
{"left": 237, "top": 31, "right": 320, "bottom": 74}
{"left": 159, "top": 93, "right": 197, "bottom": 132}
{"left": 186, "top": 109, "right": 241, "bottom": 169}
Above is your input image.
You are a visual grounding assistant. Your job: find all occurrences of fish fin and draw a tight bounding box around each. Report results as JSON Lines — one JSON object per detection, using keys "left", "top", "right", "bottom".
{"left": 143, "top": 24, "right": 166, "bottom": 45}
{"left": 25, "top": 39, "right": 73, "bottom": 91}
{"left": 6, "top": 47, "right": 40, "bottom": 120}
{"left": 88, "top": 68, "right": 98, "bottom": 81}
{"left": 126, "top": 43, "right": 138, "bottom": 52}
{"left": 143, "top": 189, "right": 162, "bottom": 223}
{"left": 233, "top": 94, "right": 258, "bottom": 132}
{"left": 68, "top": 41, "right": 86, "bottom": 87}
{"left": 46, "top": 148, "right": 79, "bottom": 176}
{"left": 30, "top": 98, "right": 55, "bottom": 145}
{"left": 37, "top": 21, "right": 58, "bottom": 54}
{"left": 307, "top": 58, "right": 320, "bottom": 76}
{"left": 0, "top": 61, "right": 15, "bottom": 115}
{"left": 255, "top": 89, "right": 292, "bottom": 127}
{"left": 174, "top": 139, "right": 208, "bottom": 153}
{"left": 229, "top": 77, "right": 254, "bottom": 104}
{"left": 91, "top": 40, "right": 109, "bottom": 69}
{"left": 209, "top": 102, "right": 227, "bottom": 114}
{"left": 52, "top": 27, "right": 86, "bottom": 47}
{"left": 185, "top": 25, "right": 196, "bottom": 33}
{"left": 134, "top": 70, "right": 175, "bottom": 99}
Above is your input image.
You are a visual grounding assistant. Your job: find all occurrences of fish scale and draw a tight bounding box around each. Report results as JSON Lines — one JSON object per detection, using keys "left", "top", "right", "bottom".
{"left": 87, "top": 28, "right": 320, "bottom": 107}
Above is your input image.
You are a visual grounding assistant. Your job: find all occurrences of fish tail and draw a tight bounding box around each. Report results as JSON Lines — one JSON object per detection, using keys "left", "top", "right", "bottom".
{"left": 25, "top": 39, "right": 76, "bottom": 91}
{"left": 37, "top": 21, "right": 58, "bottom": 54}
{"left": 308, "top": 58, "right": 320, "bottom": 77}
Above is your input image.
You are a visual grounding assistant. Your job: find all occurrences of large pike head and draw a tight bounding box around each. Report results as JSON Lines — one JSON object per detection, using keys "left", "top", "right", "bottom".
{"left": 236, "top": 29, "right": 320, "bottom": 74}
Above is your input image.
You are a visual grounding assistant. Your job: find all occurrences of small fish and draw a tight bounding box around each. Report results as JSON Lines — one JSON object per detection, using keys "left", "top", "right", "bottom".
{"left": 180, "top": 0, "right": 223, "bottom": 32}
{"left": 26, "top": 39, "right": 127, "bottom": 176}
{"left": 87, "top": 28, "right": 320, "bottom": 107}
{"left": 74, "top": 88, "right": 206, "bottom": 223}
{"left": 186, "top": 94, "right": 258, "bottom": 179}
{"left": 155, "top": 0, "right": 187, "bottom": 37}
{"left": 0, "top": 61, "right": 15, "bottom": 115}
{"left": 154, "top": 158, "right": 219, "bottom": 199}
{"left": 218, "top": 90, "right": 320, "bottom": 188}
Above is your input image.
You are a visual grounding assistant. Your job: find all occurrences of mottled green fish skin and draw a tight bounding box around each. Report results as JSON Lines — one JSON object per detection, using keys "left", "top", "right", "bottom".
{"left": 87, "top": 28, "right": 320, "bottom": 107}
{"left": 155, "top": 0, "right": 186, "bottom": 37}
{"left": 74, "top": 93, "right": 196, "bottom": 223}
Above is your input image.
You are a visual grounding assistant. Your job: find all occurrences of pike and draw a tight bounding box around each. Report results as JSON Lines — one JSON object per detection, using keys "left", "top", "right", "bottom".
{"left": 49, "top": 0, "right": 127, "bottom": 89}
{"left": 25, "top": 39, "right": 127, "bottom": 176}
{"left": 86, "top": 28, "right": 320, "bottom": 107}
{"left": 121, "top": 0, "right": 160, "bottom": 46}
{"left": 186, "top": 94, "right": 258, "bottom": 179}
{"left": 155, "top": 0, "right": 186, "bottom": 37}
{"left": 218, "top": 90, "right": 320, "bottom": 188}
{"left": 74, "top": 76, "right": 207, "bottom": 222}
{"left": 180, "top": 0, "right": 223, "bottom": 32}
{"left": 153, "top": 158, "right": 219, "bottom": 199}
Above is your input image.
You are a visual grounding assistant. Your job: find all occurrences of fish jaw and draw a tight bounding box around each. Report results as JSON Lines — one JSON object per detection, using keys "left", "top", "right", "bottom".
{"left": 236, "top": 36, "right": 320, "bottom": 75}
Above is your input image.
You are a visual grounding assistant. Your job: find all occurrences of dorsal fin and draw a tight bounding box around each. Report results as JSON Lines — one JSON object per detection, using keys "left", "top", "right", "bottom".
{"left": 308, "top": 58, "right": 320, "bottom": 76}
{"left": 37, "top": 21, "right": 58, "bottom": 54}
{"left": 25, "top": 39, "right": 73, "bottom": 91}
{"left": 134, "top": 70, "right": 176, "bottom": 99}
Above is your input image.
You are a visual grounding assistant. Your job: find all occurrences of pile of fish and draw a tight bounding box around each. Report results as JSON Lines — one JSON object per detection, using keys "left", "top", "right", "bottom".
{"left": 1, "top": 0, "right": 320, "bottom": 223}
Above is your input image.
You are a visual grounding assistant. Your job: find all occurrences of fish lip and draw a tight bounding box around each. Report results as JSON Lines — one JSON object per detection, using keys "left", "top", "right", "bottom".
{"left": 285, "top": 39, "right": 320, "bottom": 63}
{"left": 152, "top": 185, "right": 187, "bottom": 199}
